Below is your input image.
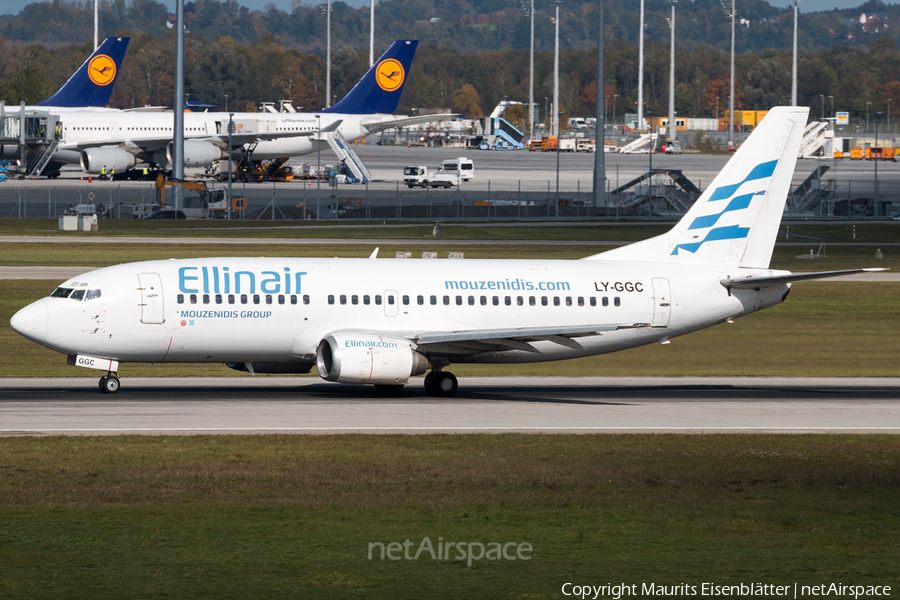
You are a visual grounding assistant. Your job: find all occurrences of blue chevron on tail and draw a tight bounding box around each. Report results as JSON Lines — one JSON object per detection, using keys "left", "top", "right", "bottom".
{"left": 322, "top": 40, "right": 417, "bottom": 115}
{"left": 36, "top": 37, "right": 129, "bottom": 108}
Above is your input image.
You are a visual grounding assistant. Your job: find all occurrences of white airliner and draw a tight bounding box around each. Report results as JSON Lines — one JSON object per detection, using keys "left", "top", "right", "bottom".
{"left": 31, "top": 40, "right": 451, "bottom": 177}
{"left": 10, "top": 106, "right": 884, "bottom": 395}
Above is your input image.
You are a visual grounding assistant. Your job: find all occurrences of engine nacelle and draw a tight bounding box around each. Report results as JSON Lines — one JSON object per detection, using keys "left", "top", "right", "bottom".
{"left": 316, "top": 333, "right": 429, "bottom": 385}
{"left": 80, "top": 147, "right": 136, "bottom": 174}
{"left": 168, "top": 140, "right": 226, "bottom": 167}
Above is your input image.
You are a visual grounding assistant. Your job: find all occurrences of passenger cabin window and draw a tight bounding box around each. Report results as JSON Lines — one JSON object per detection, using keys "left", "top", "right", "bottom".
{"left": 363, "top": 295, "right": 370, "bottom": 305}
{"left": 387, "top": 295, "right": 395, "bottom": 305}
{"left": 177, "top": 294, "right": 184, "bottom": 304}
{"left": 590, "top": 297, "right": 596, "bottom": 307}
{"left": 229, "top": 294, "right": 236, "bottom": 304}
{"left": 430, "top": 295, "right": 437, "bottom": 305}
{"left": 216, "top": 294, "right": 223, "bottom": 304}
{"left": 602, "top": 297, "right": 609, "bottom": 307}
{"left": 189, "top": 294, "right": 197, "bottom": 304}
{"left": 241, "top": 294, "right": 248, "bottom": 304}
{"left": 614, "top": 297, "right": 621, "bottom": 307}
{"left": 328, "top": 295, "right": 335, "bottom": 305}
{"left": 340, "top": 295, "right": 347, "bottom": 305}
{"left": 375, "top": 296, "right": 382, "bottom": 305}
{"left": 417, "top": 295, "right": 424, "bottom": 306}
{"left": 402, "top": 295, "right": 409, "bottom": 305}
{"left": 203, "top": 294, "right": 210, "bottom": 304}
{"left": 303, "top": 295, "right": 310, "bottom": 305}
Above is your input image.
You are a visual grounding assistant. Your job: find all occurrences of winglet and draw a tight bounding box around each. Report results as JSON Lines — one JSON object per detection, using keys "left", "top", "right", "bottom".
{"left": 321, "top": 40, "right": 417, "bottom": 115}
{"left": 37, "top": 37, "right": 130, "bottom": 107}
{"left": 369, "top": 247, "right": 379, "bottom": 259}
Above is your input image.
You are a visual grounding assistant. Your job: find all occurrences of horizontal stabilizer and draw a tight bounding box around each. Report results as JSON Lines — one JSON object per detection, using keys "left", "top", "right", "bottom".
{"left": 720, "top": 268, "right": 889, "bottom": 289}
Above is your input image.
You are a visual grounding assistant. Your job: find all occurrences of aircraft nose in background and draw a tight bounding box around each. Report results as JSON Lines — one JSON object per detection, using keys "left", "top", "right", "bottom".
{"left": 10, "top": 300, "right": 49, "bottom": 344}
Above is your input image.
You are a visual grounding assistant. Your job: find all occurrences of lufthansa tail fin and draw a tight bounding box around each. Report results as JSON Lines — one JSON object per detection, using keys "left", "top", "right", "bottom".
{"left": 321, "top": 40, "right": 417, "bottom": 115}
{"left": 585, "top": 106, "right": 809, "bottom": 269}
{"left": 36, "top": 37, "right": 129, "bottom": 108}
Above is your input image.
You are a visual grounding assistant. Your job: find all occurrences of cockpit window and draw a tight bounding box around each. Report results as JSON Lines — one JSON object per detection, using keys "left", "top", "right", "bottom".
{"left": 70, "top": 289, "right": 86, "bottom": 301}
{"left": 85, "top": 289, "right": 101, "bottom": 301}
{"left": 50, "top": 287, "right": 73, "bottom": 298}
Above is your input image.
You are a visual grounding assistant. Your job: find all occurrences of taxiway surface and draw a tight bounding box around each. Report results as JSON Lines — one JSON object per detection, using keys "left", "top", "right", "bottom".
{"left": 2, "top": 376, "right": 898, "bottom": 434}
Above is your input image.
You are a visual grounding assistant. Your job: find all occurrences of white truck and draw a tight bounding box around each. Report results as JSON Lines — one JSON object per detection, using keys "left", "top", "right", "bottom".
{"left": 403, "top": 166, "right": 458, "bottom": 188}
{"left": 438, "top": 157, "right": 475, "bottom": 180}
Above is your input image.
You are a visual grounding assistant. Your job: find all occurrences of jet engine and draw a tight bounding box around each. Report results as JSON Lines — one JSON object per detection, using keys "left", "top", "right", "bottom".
{"left": 316, "top": 333, "right": 429, "bottom": 385}
{"left": 168, "top": 140, "right": 226, "bottom": 167}
{"left": 79, "top": 147, "right": 136, "bottom": 174}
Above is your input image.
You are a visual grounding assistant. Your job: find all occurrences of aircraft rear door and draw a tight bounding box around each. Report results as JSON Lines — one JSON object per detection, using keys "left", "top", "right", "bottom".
{"left": 651, "top": 278, "right": 671, "bottom": 327}
{"left": 138, "top": 273, "right": 165, "bottom": 324}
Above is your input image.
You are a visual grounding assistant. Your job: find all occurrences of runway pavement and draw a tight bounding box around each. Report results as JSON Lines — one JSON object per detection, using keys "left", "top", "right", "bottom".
{"left": 1, "top": 376, "right": 898, "bottom": 435}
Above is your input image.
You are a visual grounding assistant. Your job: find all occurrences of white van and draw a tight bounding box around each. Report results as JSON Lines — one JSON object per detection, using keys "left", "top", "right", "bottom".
{"left": 439, "top": 157, "right": 475, "bottom": 181}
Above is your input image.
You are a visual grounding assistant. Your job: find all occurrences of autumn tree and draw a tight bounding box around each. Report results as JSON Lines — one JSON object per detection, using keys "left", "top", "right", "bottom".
{"left": 451, "top": 83, "right": 483, "bottom": 118}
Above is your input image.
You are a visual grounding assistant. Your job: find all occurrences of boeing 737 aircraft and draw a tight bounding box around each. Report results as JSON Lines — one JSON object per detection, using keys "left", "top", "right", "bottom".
{"left": 10, "top": 106, "right": 884, "bottom": 396}
{"left": 24, "top": 40, "right": 451, "bottom": 177}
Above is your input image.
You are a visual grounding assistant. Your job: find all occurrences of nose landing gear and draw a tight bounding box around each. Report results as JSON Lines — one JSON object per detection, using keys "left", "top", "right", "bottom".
{"left": 99, "top": 372, "right": 120, "bottom": 394}
{"left": 424, "top": 370, "right": 458, "bottom": 397}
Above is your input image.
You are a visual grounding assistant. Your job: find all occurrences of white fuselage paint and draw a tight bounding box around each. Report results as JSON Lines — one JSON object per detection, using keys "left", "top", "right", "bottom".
{"left": 25, "top": 257, "right": 788, "bottom": 366}
{"left": 12, "top": 110, "right": 396, "bottom": 166}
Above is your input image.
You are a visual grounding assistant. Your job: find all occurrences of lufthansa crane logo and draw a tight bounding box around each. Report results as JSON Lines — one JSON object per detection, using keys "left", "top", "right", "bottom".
{"left": 375, "top": 58, "right": 405, "bottom": 92}
{"left": 88, "top": 55, "right": 117, "bottom": 86}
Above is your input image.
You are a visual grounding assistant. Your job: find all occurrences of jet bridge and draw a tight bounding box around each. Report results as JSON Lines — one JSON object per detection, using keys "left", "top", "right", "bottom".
{"left": 0, "top": 106, "right": 62, "bottom": 178}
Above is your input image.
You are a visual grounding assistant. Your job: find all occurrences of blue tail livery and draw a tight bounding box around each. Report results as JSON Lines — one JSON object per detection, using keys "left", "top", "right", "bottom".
{"left": 36, "top": 37, "right": 130, "bottom": 108}
{"left": 322, "top": 40, "right": 417, "bottom": 115}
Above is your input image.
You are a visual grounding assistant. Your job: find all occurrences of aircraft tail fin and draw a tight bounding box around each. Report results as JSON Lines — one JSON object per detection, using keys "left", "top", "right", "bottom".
{"left": 585, "top": 106, "right": 809, "bottom": 268}
{"left": 321, "top": 40, "right": 417, "bottom": 115}
{"left": 36, "top": 37, "right": 129, "bottom": 108}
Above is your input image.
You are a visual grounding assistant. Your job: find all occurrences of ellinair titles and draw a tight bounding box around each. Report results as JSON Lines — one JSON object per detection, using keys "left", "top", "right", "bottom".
{"left": 10, "top": 107, "right": 887, "bottom": 395}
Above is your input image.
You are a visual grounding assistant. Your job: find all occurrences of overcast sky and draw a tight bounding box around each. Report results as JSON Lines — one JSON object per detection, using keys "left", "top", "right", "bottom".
{"left": 1, "top": 0, "right": 895, "bottom": 18}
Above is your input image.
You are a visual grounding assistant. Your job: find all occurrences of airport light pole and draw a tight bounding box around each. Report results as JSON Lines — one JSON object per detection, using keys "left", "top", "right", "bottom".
{"left": 889, "top": 99, "right": 893, "bottom": 127}
{"left": 728, "top": 0, "right": 735, "bottom": 150}
{"left": 227, "top": 113, "right": 233, "bottom": 221}
{"left": 94, "top": 0, "right": 99, "bottom": 50}
{"left": 324, "top": 0, "right": 332, "bottom": 108}
{"left": 791, "top": 0, "right": 798, "bottom": 107}
{"left": 172, "top": 0, "right": 185, "bottom": 210}
{"left": 668, "top": 0, "right": 676, "bottom": 145}
{"left": 553, "top": 0, "right": 560, "bottom": 140}
{"left": 867, "top": 102, "right": 871, "bottom": 131}
{"left": 593, "top": 0, "right": 606, "bottom": 210}
{"left": 612, "top": 94, "right": 617, "bottom": 127}
{"left": 316, "top": 114, "right": 321, "bottom": 219}
{"left": 821, "top": 95, "right": 824, "bottom": 120}
{"left": 370, "top": 0, "right": 375, "bottom": 67}
{"left": 829, "top": 95, "right": 834, "bottom": 119}
{"left": 521, "top": 0, "right": 535, "bottom": 142}
{"left": 637, "top": 0, "right": 645, "bottom": 130}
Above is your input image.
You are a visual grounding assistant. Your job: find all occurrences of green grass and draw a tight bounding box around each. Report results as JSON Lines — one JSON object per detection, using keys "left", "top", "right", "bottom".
{"left": 3, "top": 217, "right": 899, "bottom": 243}
{"left": 0, "top": 434, "right": 898, "bottom": 599}
{"left": 3, "top": 280, "right": 899, "bottom": 378}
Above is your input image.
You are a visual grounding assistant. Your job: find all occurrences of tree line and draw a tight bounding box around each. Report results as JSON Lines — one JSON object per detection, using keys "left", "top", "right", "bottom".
{"left": 2, "top": 31, "right": 900, "bottom": 126}
{"left": 4, "top": 0, "right": 900, "bottom": 55}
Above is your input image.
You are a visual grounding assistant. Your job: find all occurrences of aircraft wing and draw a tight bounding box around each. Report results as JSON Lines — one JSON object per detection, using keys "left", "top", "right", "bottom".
{"left": 411, "top": 323, "right": 648, "bottom": 354}
{"left": 720, "top": 268, "right": 888, "bottom": 289}
{"left": 360, "top": 113, "right": 456, "bottom": 135}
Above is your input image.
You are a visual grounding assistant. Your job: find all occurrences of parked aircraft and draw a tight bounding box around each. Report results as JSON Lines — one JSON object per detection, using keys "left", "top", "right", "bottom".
{"left": 21, "top": 40, "right": 450, "bottom": 178}
{"left": 10, "top": 107, "right": 884, "bottom": 396}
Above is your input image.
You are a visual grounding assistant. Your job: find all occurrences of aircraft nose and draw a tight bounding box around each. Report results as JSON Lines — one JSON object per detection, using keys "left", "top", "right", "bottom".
{"left": 10, "top": 299, "right": 49, "bottom": 344}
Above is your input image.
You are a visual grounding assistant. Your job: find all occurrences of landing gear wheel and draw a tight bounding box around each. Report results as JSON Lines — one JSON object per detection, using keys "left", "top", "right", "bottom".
{"left": 425, "top": 371, "right": 457, "bottom": 397}
{"left": 100, "top": 374, "right": 120, "bottom": 394}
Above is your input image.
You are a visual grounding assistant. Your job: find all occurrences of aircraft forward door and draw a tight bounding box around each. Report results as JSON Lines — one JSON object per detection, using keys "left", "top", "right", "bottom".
{"left": 138, "top": 273, "right": 165, "bottom": 324}
{"left": 651, "top": 278, "right": 671, "bottom": 327}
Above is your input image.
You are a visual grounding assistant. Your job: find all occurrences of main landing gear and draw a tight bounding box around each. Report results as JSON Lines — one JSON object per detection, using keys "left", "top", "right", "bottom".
{"left": 424, "top": 370, "right": 458, "bottom": 397}
{"left": 98, "top": 372, "right": 120, "bottom": 394}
